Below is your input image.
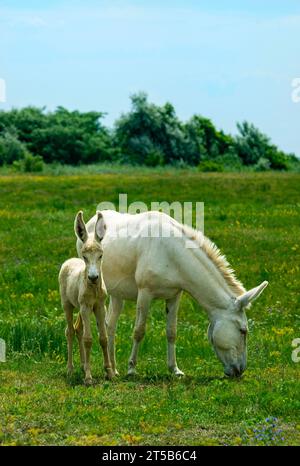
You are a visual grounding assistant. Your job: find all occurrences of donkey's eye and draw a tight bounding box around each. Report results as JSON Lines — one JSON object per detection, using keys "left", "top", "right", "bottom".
{"left": 240, "top": 328, "right": 247, "bottom": 336}
{"left": 82, "top": 256, "right": 88, "bottom": 261}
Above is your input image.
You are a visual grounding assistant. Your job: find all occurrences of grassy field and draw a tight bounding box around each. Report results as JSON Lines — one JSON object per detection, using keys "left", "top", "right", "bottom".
{"left": 0, "top": 171, "right": 299, "bottom": 446}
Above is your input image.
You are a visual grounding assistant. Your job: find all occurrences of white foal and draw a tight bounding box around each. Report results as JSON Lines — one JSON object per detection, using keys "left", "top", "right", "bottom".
{"left": 78, "top": 210, "right": 268, "bottom": 379}
{"left": 59, "top": 211, "right": 113, "bottom": 385}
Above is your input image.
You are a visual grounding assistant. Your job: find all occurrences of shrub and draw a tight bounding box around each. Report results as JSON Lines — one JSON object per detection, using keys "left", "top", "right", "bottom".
{"left": 215, "top": 152, "right": 243, "bottom": 170}
{"left": 114, "top": 93, "right": 200, "bottom": 166}
{"left": 254, "top": 157, "right": 271, "bottom": 172}
{"left": 13, "top": 152, "right": 44, "bottom": 172}
{"left": 144, "top": 149, "right": 164, "bottom": 167}
{"left": 266, "top": 149, "right": 288, "bottom": 170}
{"left": 234, "top": 121, "right": 270, "bottom": 165}
{"left": 172, "top": 158, "right": 190, "bottom": 169}
{"left": 198, "top": 160, "right": 224, "bottom": 172}
{"left": 285, "top": 153, "right": 300, "bottom": 172}
{"left": 0, "top": 132, "right": 28, "bottom": 165}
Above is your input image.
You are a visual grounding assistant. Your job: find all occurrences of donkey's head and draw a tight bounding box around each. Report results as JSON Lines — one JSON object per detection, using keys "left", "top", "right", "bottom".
{"left": 74, "top": 210, "right": 106, "bottom": 284}
{"left": 208, "top": 281, "right": 268, "bottom": 378}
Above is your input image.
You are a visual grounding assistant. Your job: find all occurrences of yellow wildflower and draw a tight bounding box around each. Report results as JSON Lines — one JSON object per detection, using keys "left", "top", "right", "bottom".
{"left": 21, "top": 293, "right": 34, "bottom": 299}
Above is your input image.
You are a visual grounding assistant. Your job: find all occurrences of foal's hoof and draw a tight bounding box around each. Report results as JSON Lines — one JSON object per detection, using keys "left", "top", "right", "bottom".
{"left": 84, "top": 377, "right": 93, "bottom": 386}
{"left": 127, "top": 367, "right": 137, "bottom": 377}
{"left": 105, "top": 369, "right": 114, "bottom": 380}
{"left": 67, "top": 366, "right": 74, "bottom": 377}
{"left": 113, "top": 369, "right": 120, "bottom": 377}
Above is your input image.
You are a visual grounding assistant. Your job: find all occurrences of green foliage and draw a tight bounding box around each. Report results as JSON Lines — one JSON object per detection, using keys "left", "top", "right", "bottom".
{"left": 234, "top": 121, "right": 292, "bottom": 170}
{"left": 254, "top": 157, "right": 271, "bottom": 172}
{"left": 13, "top": 153, "right": 44, "bottom": 173}
{"left": 285, "top": 153, "right": 300, "bottom": 172}
{"left": 0, "top": 107, "right": 47, "bottom": 144}
{"left": 266, "top": 149, "right": 288, "bottom": 170}
{"left": 0, "top": 131, "right": 28, "bottom": 165}
{"left": 115, "top": 94, "right": 240, "bottom": 167}
{"left": 186, "top": 115, "right": 234, "bottom": 160}
{"left": 114, "top": 92, "right": 198, "bottom": 166}
{"left": 0, "top": 107, "right": 113, "bottom": 165}
{"left": 215, "top": 152, "right": 244, "bottom": 171}
{"left": 234, "top": 121, "right": 270, "bottom": 165}
{"left": 0, "top": 97, "right": 299, "bottom": 170}
{"left": 198, "top": 160, "right": 224, "bottom": 172}
{"left": 30, "top": 107, "right": 113, "bottom": 165}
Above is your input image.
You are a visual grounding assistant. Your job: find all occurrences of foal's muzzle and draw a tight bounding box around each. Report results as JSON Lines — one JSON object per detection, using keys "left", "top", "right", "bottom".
{"left": 88, "top": 274, "right": 99, "bottom": 284}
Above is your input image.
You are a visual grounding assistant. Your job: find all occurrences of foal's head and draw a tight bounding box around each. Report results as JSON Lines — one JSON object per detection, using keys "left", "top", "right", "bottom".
{"left": 208, "top": 281, "right": 268, "bottom": 378}
{"left": 74, "top": 210, "right": 106, "bottom": 284}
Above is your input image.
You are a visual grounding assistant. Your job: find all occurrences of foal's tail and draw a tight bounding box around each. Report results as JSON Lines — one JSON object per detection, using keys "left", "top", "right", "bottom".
{"left": 74, "top": 313, "right": 82, "bottom": 332}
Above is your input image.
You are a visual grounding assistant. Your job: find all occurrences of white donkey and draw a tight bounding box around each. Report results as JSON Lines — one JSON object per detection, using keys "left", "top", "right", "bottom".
{"left": 59, "top": 211, "right": 113, "bottom": 384}
{"left": 76, "top": 210, "right": 268, "bottom": 378}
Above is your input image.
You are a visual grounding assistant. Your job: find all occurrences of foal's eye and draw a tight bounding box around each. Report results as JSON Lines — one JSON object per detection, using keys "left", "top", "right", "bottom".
{"left": 82, "top": 256, "right": 88, "bottom": 261}
{"left": 240, "top": 328, "right": 247, "bottom": 336}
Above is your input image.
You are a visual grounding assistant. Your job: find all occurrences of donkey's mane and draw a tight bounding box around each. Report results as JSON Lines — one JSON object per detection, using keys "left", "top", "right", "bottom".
{"left": 180, "top": 224, "right": 246, "bottom": 297}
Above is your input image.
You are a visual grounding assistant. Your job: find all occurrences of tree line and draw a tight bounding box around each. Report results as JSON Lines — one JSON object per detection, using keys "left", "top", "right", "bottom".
{"left": 0, "top": 92, "right": 298, "bottom": 171}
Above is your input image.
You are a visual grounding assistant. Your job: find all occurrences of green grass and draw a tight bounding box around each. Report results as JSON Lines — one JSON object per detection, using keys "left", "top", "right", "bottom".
{"left": 1, "top": 160, "right": 300, "bottom": 177}
{"left": 0, "top": 172, "right": 299, "bottom": 445}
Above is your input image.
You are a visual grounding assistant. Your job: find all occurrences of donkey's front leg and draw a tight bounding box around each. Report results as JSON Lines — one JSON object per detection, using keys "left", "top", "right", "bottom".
{"left": 128, "top": 289, "right": 152, "bottom": 376}
{"left": 94, "top": 301, "right": 114, "bottom": 380}
{"left": 80, "top": 305, "right": 93, "bottom": 385}
{"left": 166, "top": 293, "right": 184, "bottom": 376}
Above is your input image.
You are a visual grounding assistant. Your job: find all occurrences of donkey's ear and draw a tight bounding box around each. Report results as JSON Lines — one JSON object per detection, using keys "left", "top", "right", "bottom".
{"left": 74, "top": 211, "right": 88, "bottom": 243}
{"left": 95, "top": 211, "right": 106, "bottom": 243}
{"left": 236, "top": 281, "right": 268, "bottom": 310}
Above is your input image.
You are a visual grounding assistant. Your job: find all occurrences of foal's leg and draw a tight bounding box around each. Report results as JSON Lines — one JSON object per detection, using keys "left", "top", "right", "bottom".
{"left": 63, "top": 301, "right": 75, "bottom": 376}
{"left": 94, "top": 301, "right": 114, "bottom": 380}
{"left": 106, "top": 296, "right": 123, "bottom": 376}
{"left": 74, "top": 313, "right": 85, "bottom": 370}
{"left": 128, "top": 289, "right": 152, "bottom": 376}
{"left": 80, "top": 306, "right": 93, "bottom": 385}
{"left": 166, "top": 293, "right": 184, "bottom": 376}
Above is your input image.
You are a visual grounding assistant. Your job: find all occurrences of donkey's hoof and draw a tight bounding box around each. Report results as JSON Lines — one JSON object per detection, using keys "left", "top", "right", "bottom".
{"left": 84, "top": 377, "right": 93, "bottom": 386}
{"left": 170, "top": 367, "right": 185, "bottom": 377}
{"left": 113, "top": 369, "right": 120, "bottom": 377}
{"left": 127, "top": 367, "right": 137, "bottom": 377}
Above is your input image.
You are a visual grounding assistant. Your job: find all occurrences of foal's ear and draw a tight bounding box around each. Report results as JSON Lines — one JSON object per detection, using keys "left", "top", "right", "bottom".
{"left": 95, "top": 211, "right": 106, "bottom": 243}
{"left": 236, "top": 281, "right": 269, "bottom": 310}
{"left": 74, "top": 211, "right": 88, "bottom": 243}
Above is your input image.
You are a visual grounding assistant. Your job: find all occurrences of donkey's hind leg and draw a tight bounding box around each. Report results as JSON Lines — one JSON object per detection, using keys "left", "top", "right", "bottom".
{"left": 63, "top": 301, "right": 75, "bottom": 376}
{"left": 166, "top": 292, "right": 184, "bottom": 376}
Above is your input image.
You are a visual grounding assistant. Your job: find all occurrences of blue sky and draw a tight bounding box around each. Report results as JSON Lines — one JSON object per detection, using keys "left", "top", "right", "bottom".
{"left": 1, "top": 0, "right": 300, "bottom": 155}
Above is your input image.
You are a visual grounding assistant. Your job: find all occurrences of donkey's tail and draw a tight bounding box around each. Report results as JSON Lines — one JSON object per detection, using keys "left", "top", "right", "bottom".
{"left": 74, "top": 313, "right": 82, "bottom": 332}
